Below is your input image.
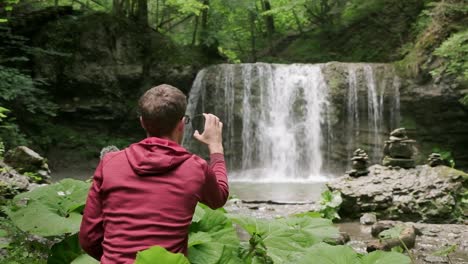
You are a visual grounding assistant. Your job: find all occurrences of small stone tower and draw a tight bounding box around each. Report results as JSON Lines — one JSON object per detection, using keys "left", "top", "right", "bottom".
{"left": 382, "top": 128, "right": 416, "bottom": 169}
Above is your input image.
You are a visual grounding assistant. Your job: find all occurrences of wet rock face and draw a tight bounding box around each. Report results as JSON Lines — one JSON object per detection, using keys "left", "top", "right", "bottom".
{"left": 327, "top": 164, "right": 467, "bottom": 223}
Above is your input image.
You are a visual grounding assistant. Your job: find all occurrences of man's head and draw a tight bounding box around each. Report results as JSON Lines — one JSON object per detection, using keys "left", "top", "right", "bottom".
{"left": 138, "top": 84, "right": 187, "bottom": 143}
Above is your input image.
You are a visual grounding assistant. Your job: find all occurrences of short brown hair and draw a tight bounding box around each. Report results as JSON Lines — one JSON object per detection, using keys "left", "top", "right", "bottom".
{"left": 138, "top": 84, "right": 187, "bottom": 137}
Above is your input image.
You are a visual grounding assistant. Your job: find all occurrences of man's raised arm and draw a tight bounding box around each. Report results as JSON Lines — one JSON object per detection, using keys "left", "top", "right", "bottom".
{"left": 194, "top": 113, "right": 229, "bottom": 209}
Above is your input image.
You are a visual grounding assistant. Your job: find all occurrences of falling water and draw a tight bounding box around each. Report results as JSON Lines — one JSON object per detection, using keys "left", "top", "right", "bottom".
{"left": 184, "top": 63, "right": 401, "bottom": 181}
{"left": 364, "top": 65, "right": 382, "bottom": 161}
{"left": 343, "top": 64, "right": 401, "bottom": 166}
{"left": 345, "top": 66, "right": 360, "bottom": 166}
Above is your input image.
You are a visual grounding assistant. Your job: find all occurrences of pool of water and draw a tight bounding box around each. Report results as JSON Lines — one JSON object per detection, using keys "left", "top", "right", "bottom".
{"left": 51, "top": 164, "right": 329, "bottom": 203}
{"left": 230, "top": 182, "right": 326, "bottom": 202}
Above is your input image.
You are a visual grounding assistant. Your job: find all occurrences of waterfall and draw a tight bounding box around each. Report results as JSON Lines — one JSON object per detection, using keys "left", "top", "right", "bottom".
{"left": 184, "top": 63, "right": 401, "bottom": 181}
{"left": 345, "top": 66, "right": 360, "bottom": 167}
{"left": 343, "top": 64, "right": 401, "bottom": 166}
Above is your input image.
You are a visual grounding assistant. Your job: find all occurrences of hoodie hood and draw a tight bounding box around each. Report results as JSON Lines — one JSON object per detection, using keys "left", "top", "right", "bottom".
{"left": 125, "top": 137, "right": 192, "bottom": 176}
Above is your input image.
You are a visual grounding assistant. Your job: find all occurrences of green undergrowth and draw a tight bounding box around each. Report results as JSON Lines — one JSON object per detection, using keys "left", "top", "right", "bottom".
{"left": 0, "top": 179, "right": 412, "bottom": 263}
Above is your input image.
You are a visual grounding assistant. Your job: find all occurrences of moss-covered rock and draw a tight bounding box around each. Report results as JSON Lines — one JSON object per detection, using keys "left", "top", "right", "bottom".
{"left": 327, "top": 164, "right": 468, "bottom": 223}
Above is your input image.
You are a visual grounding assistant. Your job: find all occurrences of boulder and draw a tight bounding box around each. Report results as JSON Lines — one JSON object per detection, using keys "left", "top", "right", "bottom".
{"left": 367, "top": 225, "right": 417, "bottom": 252}
{"left": 0, "top": 161, "right": 30, "bottom": 205}
{"left": 360, "top": 213, "right": 377, "bottom": 225}
{"left": 3, "top": 146, "right": 51, "bottom": 183}
{"left": 327, "top": 164, "right": 468, "bottom": 223}
{"left": 382, "top": 156, "right": 416, "bottom": 169}
{"left": 427, "top": 153, "right": 445, "bottom": 167}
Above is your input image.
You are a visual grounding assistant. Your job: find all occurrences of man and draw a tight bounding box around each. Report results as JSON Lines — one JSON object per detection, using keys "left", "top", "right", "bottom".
{"left": 79, "top": 84, "right": 229, "bottom": 263}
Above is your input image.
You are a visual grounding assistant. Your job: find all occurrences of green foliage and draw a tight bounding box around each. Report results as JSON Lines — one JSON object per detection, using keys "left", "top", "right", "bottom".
{"left": 4, "top": 179, "right": 90, "bottom": 237}
{"left": 135, "top": 246, "right": 190, "bottom": 264}
{"left": 295, "top": 242, "right": 411, "bottom": 264}
{"left": 70, "top": 254, "right": 99, "bottom": 264}
{"left": 188, "top": 204, "right": 240, "bottom": 264}
{"left": 0, "top": 65, "right": 57, "bottom": 116}
{"left": 360, "top": 250, "right": 412, "bottom": 264}
{"left": 23, "top": 172, "right": 45, "bottom": 183}
{"left": 318, "top": 190, "right": 343, "bottom": 221}
{"left": 378, "top": 225, "right": 404, "bottom": 241}
{"left": 0, "top": 217, "right": 49, "bottom": 263}
{"left": 431, "top": 29, "right": 468, "bottom": 81}
{"left": 432, "top": 147, "right": 456, "bottom": 168}
{"left": 229, "top": 212, "right": 342, "bottom": 263}
{"left": 460, "top": 95, "right": 468, "bottom": 107}
{"left": 2, "top": 179, "right": 411, "bottom": 264}
{"left": 47, "top": 234, "right": 84, "bottom": 264}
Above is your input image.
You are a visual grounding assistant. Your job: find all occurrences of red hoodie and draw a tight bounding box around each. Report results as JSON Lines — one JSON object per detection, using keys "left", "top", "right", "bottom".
{"left": 79, "top": 137, "right": 229, "bottom": 263}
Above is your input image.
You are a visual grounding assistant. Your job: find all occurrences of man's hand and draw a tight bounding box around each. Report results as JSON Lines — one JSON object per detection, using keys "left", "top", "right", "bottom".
{"left": 193, "top": 113, "right": 224, "bottom": 154}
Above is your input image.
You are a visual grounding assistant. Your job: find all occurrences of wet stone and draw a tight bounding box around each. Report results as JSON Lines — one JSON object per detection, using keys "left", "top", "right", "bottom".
{"left": 428, "top": 153, "right": 444, "bottom": 167}
{"left": 382, "top": 128, "right": 416, "bottom": 169}
{"left": 347, "top": 149, "right": 370, "bottom": 177}
{"left": 360, "top": 213, "right": 377, "bottom": 225}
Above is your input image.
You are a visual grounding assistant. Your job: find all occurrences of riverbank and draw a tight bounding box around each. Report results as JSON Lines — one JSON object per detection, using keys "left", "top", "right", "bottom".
{"left": 224, "top": 199, "right": 468, "bottom": 264}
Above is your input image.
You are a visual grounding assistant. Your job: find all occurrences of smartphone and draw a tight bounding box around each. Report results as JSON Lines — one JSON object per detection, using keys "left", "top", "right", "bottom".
{"left": 191, "top": 114, "right": 205, "bottom": 134}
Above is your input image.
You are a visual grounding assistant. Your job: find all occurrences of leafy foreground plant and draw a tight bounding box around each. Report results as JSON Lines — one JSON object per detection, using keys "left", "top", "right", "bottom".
{"left": 3, "top": 179, "right": 412, "bottom": 264}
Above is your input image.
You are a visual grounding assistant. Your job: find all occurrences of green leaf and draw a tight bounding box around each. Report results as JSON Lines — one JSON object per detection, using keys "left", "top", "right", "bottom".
{"left": 280, "top": 215, "right": 340, "bottom": 242}
{"left": 379, "top": 225, "right": 404, "bottom": 241}
{"left": 5, "top": 179, "right": 90, "bottom": 237}
{"left": 192, "top": 204, "right": 206, "bottom": 223}
{"left": 0, "top": 228, "right": 8, "bottom": 237}
{"left": 135, "top": 246, "right": 190, "bottom": 264}
{"left": 297, "top": 243, "right": 361, "bottom": 264}
{"left": 188, "top": 204, "right": 240, "bottom": 264}
{"left": 361, "top": 250, "right": 411, "bottom": 264}
{"left": 188, "top": 231, "right": 212, "bottom": 247}
{"left": 229, "top": 215, "right": 319, "bottom": 263}
{"left": 47, "top": 234, "right": 82, "bottom": 264}
{"left": 70, "top": 254, "right": 99, "bottom": 264}
{"left": 292, "top": 211, "right": 322, "bottom": 218}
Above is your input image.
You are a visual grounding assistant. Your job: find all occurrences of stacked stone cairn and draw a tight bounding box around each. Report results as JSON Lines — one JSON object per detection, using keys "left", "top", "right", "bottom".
{"left": 347, "top": 148, "right": 369, "bottom": 177}
{"left": 427, "top": 153, "right": 444, "bottom": 167}
{"left": 382, "top": 128, "right": 416, "bottom": 169}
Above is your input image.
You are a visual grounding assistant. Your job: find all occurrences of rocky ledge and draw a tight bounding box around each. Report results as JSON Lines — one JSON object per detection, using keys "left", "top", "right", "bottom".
{"left": 0, "top": 146, "right": 51, "bottom": 206}
{"left": 327, "top": 164, "right": 467, "bottom": 223}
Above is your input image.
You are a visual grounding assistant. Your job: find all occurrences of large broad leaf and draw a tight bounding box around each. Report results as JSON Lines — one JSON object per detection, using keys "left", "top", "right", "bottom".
{"left": 297, "top": 243, "right": 361, "bottom": 264}
{"left": 229, "top": 214, "right": 320, "bottom": 264}
{"left": 70, "top": 254, "right": 99, "bottom": 264}
{"left": 5, "top": 179, "right": 90, "bottom": 237}
{"left": 47, "top": 233, "right": 99, "bottom": 264}
{"left": 279, "top": 215, "right": 340, "bottom": 242}
{"left": 135, "top": 246, "right": 190, "bottom": 264}
{"left": 188, "top": 204, "right": 240, "bottom": 264}
{"left": 360, "top": 250, "right": 411, "bottom": 264}
{"left": 47, "top": 233, "right": 82, "bottom": 264}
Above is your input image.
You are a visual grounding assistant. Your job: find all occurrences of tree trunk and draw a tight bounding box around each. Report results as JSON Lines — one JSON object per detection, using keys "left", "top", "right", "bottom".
{"left": 155, "top": 0, "right": 159, "bottom": 29}
{"left": 261, "top": 0, "right": 275, "bottom": 35}
{"left": 249, "top": 10, "right": 257, "bottom": 62}
{"left": 261, "top": 0, "right": 275, "bottom": 55}
{"left": 136, "top": 0, "right": 147, "bottom": 26}
{"left": 112, "top": 0, "right": 121, "bottom": 15}
{"left": 192, "top": 16, "right": 199, "bottom": 45}
{"left": 198, "top": 0, "right": 209, "bottom": 44}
